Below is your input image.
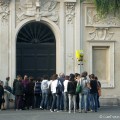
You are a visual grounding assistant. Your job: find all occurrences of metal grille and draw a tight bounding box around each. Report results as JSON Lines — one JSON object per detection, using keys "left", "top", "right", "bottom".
{"left": 17, "top": 22, "right": 55, "bottom": 43}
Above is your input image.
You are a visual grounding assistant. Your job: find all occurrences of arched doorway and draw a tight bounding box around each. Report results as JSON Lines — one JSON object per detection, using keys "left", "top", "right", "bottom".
{"left": 16, "top": 21, "right": 56, "bottom": 78}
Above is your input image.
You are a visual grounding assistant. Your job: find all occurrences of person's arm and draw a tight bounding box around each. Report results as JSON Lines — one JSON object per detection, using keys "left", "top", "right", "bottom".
{"left": 67, "top": 82, "right": 70, "bottom": 92}
{"left": 2, "top": 87, "right": 4, "bottom": 98}
{"left": 41, "top": 81, "right": 43, "bottom": 91}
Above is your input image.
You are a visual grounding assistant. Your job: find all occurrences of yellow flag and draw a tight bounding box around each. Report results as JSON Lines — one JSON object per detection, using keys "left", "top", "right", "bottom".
{"left": 76, "top": 50, "right": 84, "bottom": 61}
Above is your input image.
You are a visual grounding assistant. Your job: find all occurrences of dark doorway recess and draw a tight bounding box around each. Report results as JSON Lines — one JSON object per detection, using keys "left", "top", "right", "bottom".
{"left": 16, "top": 21, "right": 56, "bottom": 78}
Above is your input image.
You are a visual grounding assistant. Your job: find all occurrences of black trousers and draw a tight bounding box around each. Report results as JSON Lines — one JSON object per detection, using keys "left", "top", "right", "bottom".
{"left": 0, "top": 97, "right": 3, "bottom": 109}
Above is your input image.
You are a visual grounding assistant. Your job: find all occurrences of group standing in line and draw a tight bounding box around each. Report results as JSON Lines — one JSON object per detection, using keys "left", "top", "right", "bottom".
{"left": 0, "top": 71, "right": 101, "bottom": 113}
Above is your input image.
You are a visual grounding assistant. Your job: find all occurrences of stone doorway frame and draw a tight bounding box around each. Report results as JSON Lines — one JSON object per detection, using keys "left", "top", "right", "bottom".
{"left": 9, "top": 17, "right": 62, "bottom": 86}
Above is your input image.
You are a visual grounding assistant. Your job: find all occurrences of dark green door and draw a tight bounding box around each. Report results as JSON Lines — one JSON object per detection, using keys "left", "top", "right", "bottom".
{"left": 16, "top": 22, "right": 56, "bottom": 78}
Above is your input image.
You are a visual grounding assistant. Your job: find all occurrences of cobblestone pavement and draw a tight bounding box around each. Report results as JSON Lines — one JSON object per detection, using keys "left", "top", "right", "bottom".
{"left": 0, "top": 107, "right": 120, "bottom": 120}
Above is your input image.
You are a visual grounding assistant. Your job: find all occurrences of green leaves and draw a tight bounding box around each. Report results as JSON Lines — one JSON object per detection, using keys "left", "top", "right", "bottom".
{"left": 80, "top": 0, "right": 120, "bottom": 17}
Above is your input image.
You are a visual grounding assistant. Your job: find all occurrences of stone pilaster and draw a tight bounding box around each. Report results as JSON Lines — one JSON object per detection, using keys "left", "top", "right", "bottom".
{"left": 0, "top": 0, "right": 10, "bottom": 82}
{"left": 65, "top": 1, "right": 76, "bottom": 74}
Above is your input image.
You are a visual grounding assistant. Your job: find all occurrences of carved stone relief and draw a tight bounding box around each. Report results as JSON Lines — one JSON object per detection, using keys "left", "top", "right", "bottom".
{"left": 0, "top": 0, "right": 10, "bottom": 23}
{"left": 65, "top": 2, "right": 75, "bottom": 24}
{"left": 16, "top": 0, "right": 59, "bottom": 24}
{"left": 86, "top": 7, "right": 120, "bottom": 27}
{"left": 89, "top": 27, "right": 114, "bottom": 41}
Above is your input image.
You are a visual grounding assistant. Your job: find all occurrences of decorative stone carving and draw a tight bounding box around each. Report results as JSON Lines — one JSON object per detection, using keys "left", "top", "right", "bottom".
{"left": 89, "top": 27, "right": 114, "bottom": 40}
{"left": 16, "top": 0, "right": 59, "bottom": 23}
{"left": 0, "top": 0, "right": 10, "bottom": 22}
{"left": 65, "top": 2, "right": 75, "bottom": 24}
{"left": 86, "top": 7, "right": 120, "bottom": 27}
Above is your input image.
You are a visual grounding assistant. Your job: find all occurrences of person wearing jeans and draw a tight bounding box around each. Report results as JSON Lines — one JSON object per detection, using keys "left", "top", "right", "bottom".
{"left": 50, "top": 74, "right": 58, "bottom": 112}
{"left": 90, "top": 74, "right": 98, "bottom": 112}
{"left": 79, "top": 72, "right": 90, "bottom": 113}
{"left": 40, "top": 75, "right": 49, "bottom": 109}
{"left": 40, "top": 91, "right": 48, "bottom": 109}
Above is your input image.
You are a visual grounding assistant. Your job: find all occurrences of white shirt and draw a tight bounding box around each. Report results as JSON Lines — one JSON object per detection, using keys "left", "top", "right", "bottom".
{"left": 63, "top": 80, "right": 69, "bottom": 92}
{"left": 41, "top": 79, "right": 49, "bottom": 91}
{"left": 51, "top": 79, "right": 58, "bottom": 94}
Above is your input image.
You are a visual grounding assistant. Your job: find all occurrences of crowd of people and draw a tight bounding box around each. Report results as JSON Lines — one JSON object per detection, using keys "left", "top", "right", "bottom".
{"left": 0, "top": 71, "right": 101, "bottom": 113}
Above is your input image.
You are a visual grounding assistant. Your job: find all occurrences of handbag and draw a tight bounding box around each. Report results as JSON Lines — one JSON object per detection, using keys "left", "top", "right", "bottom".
{"left": 2, "top": 98, "right": 5, "bottom": 103}
{"left": 76, "top": 81, "right": 82, "bottom": 93}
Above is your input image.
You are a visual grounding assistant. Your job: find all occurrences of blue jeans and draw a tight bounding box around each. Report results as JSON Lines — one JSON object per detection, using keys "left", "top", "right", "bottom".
{"left": 57, "top": 94, "right": 64, "bottom": 110}
{"left": 40, "top": 91, "right": 48, "bottom": 109}
{"left": 57, "top": 93, "right": 64, "bottom": 110}
{"left": 34, "top": 94, "right": 41, "bottom": 108}
{"left": 79, "top": 94, "right": 88, "bottom": 111}
{"left": 51, "top": 93, "right": 57, "bottom": 111}
{"left": 90, "top": 93, "right": 98, "bottom": 112}
{"left": 64, "top": 92, "right": 68, "bottom": 110}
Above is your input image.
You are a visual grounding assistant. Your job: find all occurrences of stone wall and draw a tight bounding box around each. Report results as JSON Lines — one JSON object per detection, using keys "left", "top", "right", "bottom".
{"left": 0, "top": 0, "right": 120, "bottom": 106}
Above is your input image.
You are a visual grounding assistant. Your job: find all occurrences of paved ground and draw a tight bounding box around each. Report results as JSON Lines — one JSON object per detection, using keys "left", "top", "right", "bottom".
{"left": 0, "top": 107, "right": 120, "bottom": 120}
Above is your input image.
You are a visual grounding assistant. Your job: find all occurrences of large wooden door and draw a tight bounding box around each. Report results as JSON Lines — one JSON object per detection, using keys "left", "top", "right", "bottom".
{"left": 16, "top": 22, "right": 56, "bottom": 78}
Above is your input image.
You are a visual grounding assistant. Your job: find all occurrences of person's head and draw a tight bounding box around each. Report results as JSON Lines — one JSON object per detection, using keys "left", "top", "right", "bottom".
{"left": 59, "top": 72, "right": 65, "bottom": 78}
{"left": 50, "top": 75, "right": 53, "bottom": 80}
{"left": 65, "top": 75, "right": 69, "bottom": 80}
{"left": 75, "top": 73, "right": 80, "bottom": 80}
{"left": 95, "top": 76, "right": 98, "bottom": 81}
{"left": 81, "top": 72, "right": 85, "bottom": 77}
{"left": 29, "top": 76, "right": 34, "bottom": 82}
{"left": 69, "top": 73, "right": 75, "bottom": 81}
{"left": 0, "top": 80, "right": 2, "bottom": 86}
{"left": 17, "top": 75, "right": 21, "bottom": 81}
{"left": 91, "top": 74, "right": 95, "bottom": 80}
{"left": 52, "top": 74, "right": 58, "bottom": 80}
{"left": 6, "top": 77, "right": 10, "bottom": 81}
{"left": 81, "top": 71, "right": 88, "bottom": 77}
{"left": 24, "top": 75, "right": 28, "bottom": 80}
{"left": 89, "top": 74, "right": 91, "bottom": 79}
{"left": 43, "top": 75, "right": 49, "bottom": 80}
{"left": 84, "top": 71, "right": 88, "bottom": 76}
{"left": 36, "top": 77, "right": 41, "bottom": 82}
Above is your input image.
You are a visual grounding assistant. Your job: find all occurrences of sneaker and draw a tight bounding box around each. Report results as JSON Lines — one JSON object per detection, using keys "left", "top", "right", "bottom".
{"left": 84, "top": 110, "right": 87, "bottom": 113}
{"left": 54, "top": 109, "right": 57, "bottom": 112}
{"left": 50, "top": 109, "right": 53, "bottom": 112}
{"left": 64, "top": 110, "right": 67, "bottom": 112}
{"left": 57, "top": 111, "right": 59, "bottom": 112}
{"left": 40, "top": 106, "right": 43, "bottom": 110}
{"left": 90, "top": 110, "right": 93, "bottom": 112}
{"left": 68, "top": 111, "right": 71, "bottom": 113}
{"left": 79, "top": 110, "right": 82, "bottom": 113}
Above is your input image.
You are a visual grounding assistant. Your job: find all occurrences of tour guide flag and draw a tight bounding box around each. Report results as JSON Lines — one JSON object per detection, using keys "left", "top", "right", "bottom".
{"left": 76, "top": 50, "right": 84, "bottom": 61}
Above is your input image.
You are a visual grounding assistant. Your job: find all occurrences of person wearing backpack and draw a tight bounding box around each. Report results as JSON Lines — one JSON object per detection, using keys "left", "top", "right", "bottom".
{"left": 95, "top": 76, "right": 101, "bottom": 109}
{"left": 40, "top": 75, "right": 49, "bottom": 110}
{"left": 58, "top": 73, "right": 65, "bottom": 111}
{"left": 79, "top": 72, "right": 90, "bottom": 113}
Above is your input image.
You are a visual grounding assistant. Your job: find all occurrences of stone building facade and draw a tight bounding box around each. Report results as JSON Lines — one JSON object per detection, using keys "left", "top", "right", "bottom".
{"left": 0, "top": 0, "right": 120, "bottom": 105}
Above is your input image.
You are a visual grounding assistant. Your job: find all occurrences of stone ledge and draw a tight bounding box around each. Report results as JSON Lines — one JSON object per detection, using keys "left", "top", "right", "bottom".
{"left": 100, "top": 97, "right": 120, "bottom": 106}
